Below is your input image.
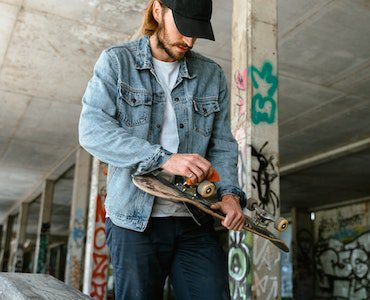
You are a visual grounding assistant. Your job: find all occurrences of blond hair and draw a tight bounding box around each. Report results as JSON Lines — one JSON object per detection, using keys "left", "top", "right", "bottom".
{"left": 141, "top": 0, "right": 167, "bottom": 36}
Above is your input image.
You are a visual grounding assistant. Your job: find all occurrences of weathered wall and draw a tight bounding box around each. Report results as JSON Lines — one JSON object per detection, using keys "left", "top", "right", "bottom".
{"left": 314, "top": 202, "right": 370, "bottom": 299}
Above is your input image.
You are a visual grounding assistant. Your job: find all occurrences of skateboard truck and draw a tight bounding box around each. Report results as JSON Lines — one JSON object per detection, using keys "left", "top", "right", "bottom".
{"left": 182, "top": 167, "right": 220, "bottom": 199}
{"left": 247, "top": 197, "right": 288, "bottom": 232}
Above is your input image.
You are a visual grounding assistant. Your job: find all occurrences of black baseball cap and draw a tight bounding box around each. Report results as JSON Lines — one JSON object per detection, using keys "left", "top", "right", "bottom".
{"left": 161, "top": 0, "right": 215, "bottom": 41}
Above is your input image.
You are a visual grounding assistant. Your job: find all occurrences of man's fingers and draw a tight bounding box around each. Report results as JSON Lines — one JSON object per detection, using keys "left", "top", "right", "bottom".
{"left": 210, "top": 202, "right": 222, "bottom": 210}
{"left": 188, "top": 166, "right": 206, "bottom": 183}
{"left": 235, "top": 218, "right": 245, "bottom": 231}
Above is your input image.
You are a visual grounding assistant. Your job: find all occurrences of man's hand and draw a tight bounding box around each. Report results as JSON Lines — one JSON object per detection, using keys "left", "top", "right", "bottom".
{"left": 161, "top": 153, "right": 212, "bottom": 183}
{"left": 211, "top": 195, "right": 245, "bottom": 231}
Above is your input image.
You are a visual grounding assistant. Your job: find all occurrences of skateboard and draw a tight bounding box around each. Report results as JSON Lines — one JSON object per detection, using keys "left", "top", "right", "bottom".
{"left": 132, "top": 173, "right": 289, "bottom": 252}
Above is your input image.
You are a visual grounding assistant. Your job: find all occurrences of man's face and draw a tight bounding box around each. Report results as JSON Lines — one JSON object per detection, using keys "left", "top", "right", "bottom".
{"left": 156, "top": 8, "right": 196, "bottom": 61}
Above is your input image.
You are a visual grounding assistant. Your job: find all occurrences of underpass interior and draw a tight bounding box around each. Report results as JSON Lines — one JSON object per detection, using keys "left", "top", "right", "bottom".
{"left": 0, "top": 0, "right": 369, "bottom": 299}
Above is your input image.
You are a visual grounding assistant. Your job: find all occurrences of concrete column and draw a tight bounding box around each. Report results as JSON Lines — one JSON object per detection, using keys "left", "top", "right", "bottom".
{"left": 0, "top": 224, "right": 3, "bottom": 259}
{"left": 33, "top": 180, "right": 55, "bottom": 273}
{"left": 230, "top": 0, "right": 280, "bottom": 299}
{"left": 12, "top": 202, "right": 29, "bottom": 272}
{"left": 1, "top": 215, "right": 15, "bottom": 272}
{"left": 83, "top": 158, "right": 109, "bottom": 300}
{"left": 64, "top": 148, "right": 92, "bottom": 289}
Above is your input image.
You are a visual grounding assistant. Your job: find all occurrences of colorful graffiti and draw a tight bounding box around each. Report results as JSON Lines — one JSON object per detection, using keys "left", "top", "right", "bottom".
{"left": 37, "top": 222, "right": 50, "bottom": 273}
{"left": 234, "top": 69, "right": 248, "bottom": 122}
{"left": 315, "top": 204, "right": 370, "bottom": 299}
{"left": 229, "top": 231, "right": 252, "bottom": 300}
{"left": 248, "top": 62, "right": 277, "bottom": 125}
{"left": 90, "top": 170, "right": 108, "bottom": 300}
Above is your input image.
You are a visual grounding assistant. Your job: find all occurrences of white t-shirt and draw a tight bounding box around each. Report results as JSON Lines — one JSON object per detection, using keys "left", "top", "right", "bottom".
{"left": 151, "top": 57, "right": 190, "bottom": 217}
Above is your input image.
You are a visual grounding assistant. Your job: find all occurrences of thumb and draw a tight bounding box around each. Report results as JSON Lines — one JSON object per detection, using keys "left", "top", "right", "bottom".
{"left": 211, "top": 202, "right": 222, "bottom": 210}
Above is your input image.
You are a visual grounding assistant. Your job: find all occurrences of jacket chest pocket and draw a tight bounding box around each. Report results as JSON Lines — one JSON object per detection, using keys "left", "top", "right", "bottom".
{"left": 117, "top": 84, "right": 152, "bottom": 127}
{"left": 193, "top": 99, "right": 220, "bottom": 136}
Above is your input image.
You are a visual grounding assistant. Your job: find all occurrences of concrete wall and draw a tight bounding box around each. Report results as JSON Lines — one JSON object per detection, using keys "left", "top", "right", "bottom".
{"left": 314, "top": 202, "right": 370, "bottom": 299}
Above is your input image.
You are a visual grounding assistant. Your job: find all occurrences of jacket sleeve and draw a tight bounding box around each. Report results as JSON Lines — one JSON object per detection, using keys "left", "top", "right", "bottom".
{"left": 79, "top": 49, "right": 172, "bottom": 174}
{"left": 205, "top": 69, "right": 247, "bottom": 208}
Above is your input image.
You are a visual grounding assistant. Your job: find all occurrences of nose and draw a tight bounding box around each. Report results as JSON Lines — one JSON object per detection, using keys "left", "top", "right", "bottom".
{"left": 183, "top": 36, "right": 196, "bottom": 48}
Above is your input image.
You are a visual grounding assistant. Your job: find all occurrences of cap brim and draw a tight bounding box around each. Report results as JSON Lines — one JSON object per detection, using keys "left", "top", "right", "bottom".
{"left": 172, "top": 11, "right": 215, "bottom": 41}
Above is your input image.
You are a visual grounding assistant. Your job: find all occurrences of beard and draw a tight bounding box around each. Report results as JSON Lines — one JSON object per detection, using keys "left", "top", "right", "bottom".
{"left": 156, "top": 20, "right": 191, "bottom": 61}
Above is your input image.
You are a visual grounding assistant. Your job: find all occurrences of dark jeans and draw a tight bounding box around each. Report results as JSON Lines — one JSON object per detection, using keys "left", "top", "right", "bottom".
{"left": 106, "top": 217, "right": 230, "bottom": 300}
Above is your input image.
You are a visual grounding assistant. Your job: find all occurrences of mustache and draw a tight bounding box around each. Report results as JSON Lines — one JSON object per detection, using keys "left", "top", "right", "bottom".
{"left": 173, "top": 43, "right": 192, "bottom": 50}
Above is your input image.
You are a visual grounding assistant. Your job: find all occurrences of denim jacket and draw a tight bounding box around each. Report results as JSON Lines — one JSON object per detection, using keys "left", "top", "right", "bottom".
{"left": 79, "top": 35, "right": 246, "bottom": 231}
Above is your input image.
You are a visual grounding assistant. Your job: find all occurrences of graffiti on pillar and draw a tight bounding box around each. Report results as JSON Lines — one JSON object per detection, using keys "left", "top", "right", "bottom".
{"left": 315, "top": 204, "right": 370, "bottom": 299}
{"left": 229, "top": 231, "right": 252, "bottom": 300}
{"left": 234, "top": 68, "right": 248, "bottom": 123}
{"left": 90, "top": 163, "right": 108, "bottom": 300}
{"left": 251, "top": 141, "right": 279, "bottom": 216}
{"left": 66, "top": 206, "right": 85, "bottom": 289}
{"left": 248, "top": 62, "right": 277, "bottom": 125}
{"left": 14, "top": 245, "right": 24, "bottom": 272}
{"left": 37, "top": 222, "right": 50, "bottom": 273}
{"left": 72, "top": 208, "right": 85, "bottom": 248}
{"left": 251, "top": 238, "right": 280, "bottom": 299}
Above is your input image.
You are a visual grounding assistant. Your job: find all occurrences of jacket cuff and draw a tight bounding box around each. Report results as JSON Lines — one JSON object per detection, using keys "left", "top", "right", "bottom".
{"left": 217, "top": 185, "right": 247, "bottom": 209}
{"left": 134, "top": 147, "right": 173, "bottom": 175}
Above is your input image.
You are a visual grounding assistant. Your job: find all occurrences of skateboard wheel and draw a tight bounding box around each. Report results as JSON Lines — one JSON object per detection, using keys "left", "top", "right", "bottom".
{"left": 247, "top": 197, "right": 258, "bottom": 210}
{"left": 274, "top": 217, "right": 288, "bottom": 232}
{"left": 197, "top": 180, "right": 216, "bottom": 198}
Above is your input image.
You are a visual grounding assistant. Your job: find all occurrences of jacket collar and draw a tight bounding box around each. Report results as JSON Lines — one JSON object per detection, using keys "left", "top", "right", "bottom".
{"left": 135, "top": 35, "right": 196, "bottom": 80}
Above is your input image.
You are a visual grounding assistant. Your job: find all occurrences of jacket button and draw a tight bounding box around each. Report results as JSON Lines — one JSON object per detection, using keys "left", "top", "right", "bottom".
{"left": 156, "top": 124, "right": 161, "bottom": 128}
{"left": 179, "top": 123, "right": 184, "bottom": 128}
{"left": 174, "top": 97, "right": 179, "bottom": 102}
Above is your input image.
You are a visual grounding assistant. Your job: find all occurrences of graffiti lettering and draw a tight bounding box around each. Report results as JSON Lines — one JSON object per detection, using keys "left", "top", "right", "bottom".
{"left": 90, "top": 182, "right": 108, "bottom": 300}
{"left": 316, "top": 231, "right": 370, "bottom": 299}
{"left": 248, "top": 62, "right": 277, "bottom": 124}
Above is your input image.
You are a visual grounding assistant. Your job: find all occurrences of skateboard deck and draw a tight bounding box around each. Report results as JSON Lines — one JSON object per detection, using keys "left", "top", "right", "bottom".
{"left": 133, "top": 173, "right": 289, "bottom": 252}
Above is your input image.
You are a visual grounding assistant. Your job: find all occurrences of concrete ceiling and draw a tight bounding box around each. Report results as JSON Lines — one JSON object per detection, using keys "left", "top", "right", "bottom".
{"left": 1, "top": 0, "right": 370, "bottom": 227}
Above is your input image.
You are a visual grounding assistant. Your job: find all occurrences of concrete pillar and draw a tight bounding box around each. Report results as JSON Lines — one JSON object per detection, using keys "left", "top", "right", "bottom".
{"left": 83, "top": 158, "right": 109, "bottom": 300}
{"left": 33, "top": 180, "right": 55, "bottom": 273}
{"left": 230, "top": 0, "right": 280, "bottom": 299}
{"left": 292, "top": 208, "right": 314, "bottom": 299}
{"left": 1, "top": 215, "right": 15, "bottom": 272}
{"left": 12, "top": 202, "right": 29, "bottom": 272}
{"left": 0, "top": 224, "right": 3, "bottom": 259}
{"left": 65, "top": 148, "right": 92, "bottom": 289}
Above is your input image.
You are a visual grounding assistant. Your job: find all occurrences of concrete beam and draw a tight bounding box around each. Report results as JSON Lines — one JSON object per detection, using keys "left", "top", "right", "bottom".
{"left": 33, "top": 180, "right": 55, "bottom": 273}
{"left": 0, "top": 145, "right": 79, "bottom": 225}
{"left": 12, "top": 202, "right": 29, "bottom": 272}
{"left": 65, "top": 148, "right": 92, "bottom": 290}
{"left": 280, "top": 137, "right": 370, "bottom": 176}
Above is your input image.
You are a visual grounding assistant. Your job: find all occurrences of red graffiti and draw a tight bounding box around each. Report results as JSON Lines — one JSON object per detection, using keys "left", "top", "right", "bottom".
{"left": 90, "top": 192, "right": 108, "bottom": 300}
{"left": 235, "top": 69, "right": 247, "bottom": 91}
{"left": 235, "top": 69, "right": 248, "bottom": 120}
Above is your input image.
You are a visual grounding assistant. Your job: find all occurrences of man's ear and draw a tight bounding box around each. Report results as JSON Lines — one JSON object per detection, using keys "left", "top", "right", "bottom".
{"left": 152, "top": 0, "right": 163, "bottom": 23}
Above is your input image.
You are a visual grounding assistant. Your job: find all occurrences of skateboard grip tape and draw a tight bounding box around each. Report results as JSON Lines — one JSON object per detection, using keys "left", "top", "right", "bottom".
{"left": 185, "top": 167, "right": 220, "bottom": 185}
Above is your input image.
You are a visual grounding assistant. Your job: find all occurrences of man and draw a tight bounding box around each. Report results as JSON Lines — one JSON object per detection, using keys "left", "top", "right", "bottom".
{"left": 79, "top": 0, "right": 246, "bottom": 299}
